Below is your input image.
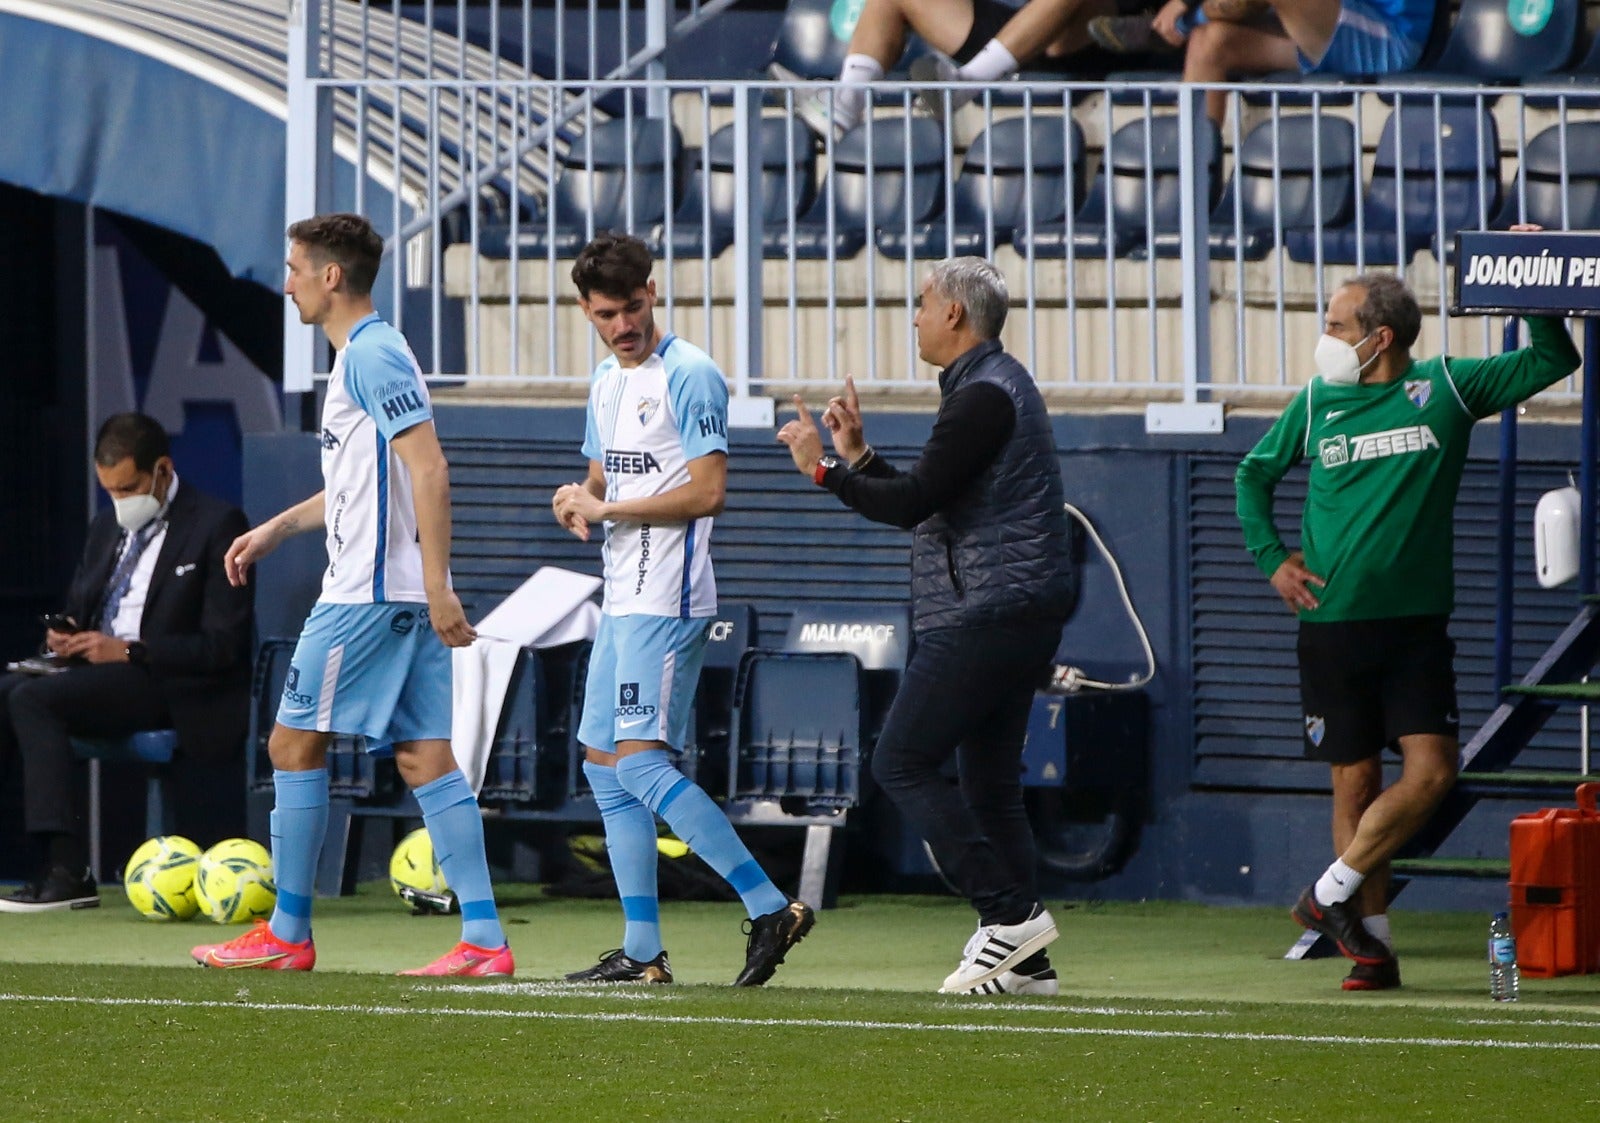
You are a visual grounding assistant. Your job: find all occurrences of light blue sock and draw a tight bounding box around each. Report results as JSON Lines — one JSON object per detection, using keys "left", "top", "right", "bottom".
{"left": 584, "top": 760, "right": 663, "bottom": 961}
{"left": 268, "top": 768, "right": 328, "bottom": 945}
{"left": 614, "top": 749, "right": 789, "bottom": 919}
{"left": 414, "top": 770, "right": 505, "bottom": 949}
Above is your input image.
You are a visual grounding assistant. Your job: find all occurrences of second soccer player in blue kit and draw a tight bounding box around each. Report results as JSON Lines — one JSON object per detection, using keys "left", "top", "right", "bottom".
{"left": 553, "top": 232, "right": 814, "bottom": 986}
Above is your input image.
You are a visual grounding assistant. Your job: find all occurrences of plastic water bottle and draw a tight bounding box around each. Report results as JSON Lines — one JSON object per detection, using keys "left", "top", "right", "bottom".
{"left": 1489, "top": 911, "right": 1520, "bottom": 1002}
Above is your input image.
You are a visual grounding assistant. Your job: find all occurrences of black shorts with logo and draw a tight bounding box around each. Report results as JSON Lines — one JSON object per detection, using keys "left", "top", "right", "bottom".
{"left": 1296, "top": 614, "right": 1459, "bottom": 765}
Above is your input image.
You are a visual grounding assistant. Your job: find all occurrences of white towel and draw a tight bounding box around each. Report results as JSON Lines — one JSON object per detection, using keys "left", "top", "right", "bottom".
{"left": 450, "top": 567, "right": 603, "bottom": 792}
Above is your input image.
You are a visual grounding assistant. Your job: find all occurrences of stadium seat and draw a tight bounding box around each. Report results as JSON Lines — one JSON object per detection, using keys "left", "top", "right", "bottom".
{"left": 771, "top": 117, "right": 945, "bottom": 260}
{"left": 765, "top": 0, "right": 849, "bottom": 80}
{"left": 1523, "top": 31, "right": 1600, "bottom": 107}
{"left": 1284, "top": 104, "right": 1499, "bottom": 266}
{"left": 874, "top": 114, "right": 1084, "bottom": 259}
{"left": 1195, "top": 114, "right": 1357, "bottom": 261}
{"left": 1016, "top": 114, "right": 1220, "bottom": 260}
{"left": 477, "top": 645, "right": 546, "bottom": 806}
{"left": 1385, "top": 0, "right": 1579, "bottom": 90}
{"left": 781, "top": 602, "right": 911, "bottom": 749}
{"left": 1493, "top": 121, "right": 1600, "bottom": 230}
{"left": 486, "top": 117, "right": 683, "bottom": 259}
{"left": 72, "top": 731, "right": 176, "bottom": 870}
{"left": 690, "top": 603, "right": 758, "bottom": 795}
{"left": 1239, "top": 71, "right": 1357, "bottom": 109}
{"left": 651, "top": 119, "right": 817, "bottom": 259}
{"left": 729, "top": 653, "right": 864, "bottom": 808}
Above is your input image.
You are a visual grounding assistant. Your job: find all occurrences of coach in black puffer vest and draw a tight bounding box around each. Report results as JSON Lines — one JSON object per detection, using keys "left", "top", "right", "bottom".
{"left": 778, "top": 257, "right": 1074, "bottom": 995}
{"left": 909, "top": 338, "right": 1076, "bottom": 634}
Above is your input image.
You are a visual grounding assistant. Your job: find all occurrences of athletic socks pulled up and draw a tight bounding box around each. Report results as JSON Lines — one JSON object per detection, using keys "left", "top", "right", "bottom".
{"left": 268, "top": 767, "right": 329, "bottom": 945}
{"left": 414, "top": 770, "right": 505, "bottom": 949}
{"left": 614, "top": 749, "right": 789, "bottom": 919}
{"left": 584, "top": 760, "right": 665, "bottom": 962}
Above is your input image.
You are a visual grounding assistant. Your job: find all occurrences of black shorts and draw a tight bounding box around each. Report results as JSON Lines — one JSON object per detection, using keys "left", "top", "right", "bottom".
{"left": 1296, "top": 615, "right": 1459, "bottom": 765}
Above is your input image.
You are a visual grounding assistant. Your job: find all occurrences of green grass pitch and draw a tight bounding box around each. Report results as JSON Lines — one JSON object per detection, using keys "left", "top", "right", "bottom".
{"left": 2, "top": 886, "right": 1598, "bottom": 1120}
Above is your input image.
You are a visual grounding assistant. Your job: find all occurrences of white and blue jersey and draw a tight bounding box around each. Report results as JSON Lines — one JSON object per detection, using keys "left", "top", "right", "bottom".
{"left": 582, "top": 333, "right": 729, "bottom": 619}
{"left": 318, "top": 312, "right": 438, "bottom": 604}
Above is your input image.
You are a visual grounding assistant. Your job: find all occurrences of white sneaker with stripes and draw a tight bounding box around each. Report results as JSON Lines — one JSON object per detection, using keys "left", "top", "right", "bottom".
{"left": 959, "top": 966, "right": 1060, "bottom": 997}
{"left": 938, "top": 905, "right": 1058, "bottom": 994}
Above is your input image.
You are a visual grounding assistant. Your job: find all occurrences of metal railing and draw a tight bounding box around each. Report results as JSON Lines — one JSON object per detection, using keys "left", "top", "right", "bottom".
{"left": 286, "top": 8, "right": 1597, "bottom": 407}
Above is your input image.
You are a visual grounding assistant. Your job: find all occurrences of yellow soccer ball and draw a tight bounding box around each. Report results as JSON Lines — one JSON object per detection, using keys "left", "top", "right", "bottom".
{"left": 390, "top": 828, "right": 456, "bottom": 914}
{"left": 123, "top": 835, "right": 202, "bottom": 921}
{"left": 194, "top": 838, "right": 276, "bottom": 924}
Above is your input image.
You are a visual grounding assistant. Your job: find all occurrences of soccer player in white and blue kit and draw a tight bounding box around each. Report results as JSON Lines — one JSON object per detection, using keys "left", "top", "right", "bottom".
{"left": 553, "top": 233, "right": 813, "bottom": 986}
{"left": 192, "top": 214, "right": 511, "bottom": 976}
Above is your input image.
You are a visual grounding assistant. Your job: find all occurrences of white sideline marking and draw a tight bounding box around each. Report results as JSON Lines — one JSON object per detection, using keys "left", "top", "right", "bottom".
{"left": 433, "top": 982, "right": 681, "bottom": 1001}
{"left": 1, "top": 992, "right": 1598, "bottom": 1051}
{"left": 971, "top": 1003, "right": 1228, "bottom": 1018}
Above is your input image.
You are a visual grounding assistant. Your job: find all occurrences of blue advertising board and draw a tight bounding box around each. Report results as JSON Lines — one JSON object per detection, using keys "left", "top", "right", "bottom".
{"left": 1454, "top": 229, "right": 1600, "bottom": 316}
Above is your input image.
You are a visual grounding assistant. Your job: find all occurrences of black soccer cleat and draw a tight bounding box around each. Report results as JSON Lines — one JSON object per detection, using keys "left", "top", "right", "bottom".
{"left": 1291, "top": 884, "right": 1392, "bottom": 966}
{"left": 1342, "top": 957, "right": 1402, "bottom": 992}
{"left": 563, "top": 948, "right": 673, "bottom": 984}
{"left": 734, "top": 900, "right": 815, "bottom": 987}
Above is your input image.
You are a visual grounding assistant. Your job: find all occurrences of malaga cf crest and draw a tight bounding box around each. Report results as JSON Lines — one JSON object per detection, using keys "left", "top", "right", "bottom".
{"left": 637, "top": 397, "right": 660, "bottom": 425}
{"left": 1404, "top": 379, "right": 1431, "bottom": 409}
{"left": 1304, "top": 714, "right": 1326, "bottom": 747}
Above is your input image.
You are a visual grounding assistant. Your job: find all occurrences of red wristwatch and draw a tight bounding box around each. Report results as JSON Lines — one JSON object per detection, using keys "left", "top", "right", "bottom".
{"left": 813, "top": 454, "right": 842, "bottom": 486}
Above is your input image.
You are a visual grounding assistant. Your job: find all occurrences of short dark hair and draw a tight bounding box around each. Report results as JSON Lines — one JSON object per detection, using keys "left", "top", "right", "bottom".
{"left": 1346, "top": 272, "right": 1421, "bottom": 352}
{"left": 571, "top": 232, "right": 654, "bottom": 300}
{"left": 287, "top": 213, "right": 384, "bottom": 296}
{"left": 94, "top": 413, "right": 170, "bottom": 472}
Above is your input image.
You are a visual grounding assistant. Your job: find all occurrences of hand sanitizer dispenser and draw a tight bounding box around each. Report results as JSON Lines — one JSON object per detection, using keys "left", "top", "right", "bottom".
{"left": 1535, "top": 485, "right": 1581, "bottom": 589}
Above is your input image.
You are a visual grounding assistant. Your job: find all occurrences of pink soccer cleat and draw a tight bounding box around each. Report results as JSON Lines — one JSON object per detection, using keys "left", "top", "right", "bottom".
{"left": 192, "top": 919, "right": 315, "bottom": 971}
{"left": 399, "top": 940, "right": 515, "bottom": 977}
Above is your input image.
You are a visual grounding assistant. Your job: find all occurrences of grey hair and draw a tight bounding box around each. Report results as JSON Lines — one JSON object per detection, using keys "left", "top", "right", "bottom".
{"left": 926, "top": 257, "right": 1008, "bottom": 339}
{"left": 1345, "top": 272, "right": 1421, "bottom": 352}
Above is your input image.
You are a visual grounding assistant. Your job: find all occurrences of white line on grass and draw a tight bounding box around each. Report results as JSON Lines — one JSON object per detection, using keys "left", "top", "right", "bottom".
{"left": 432, "top": 981, "right": 682, "bottom": 1001}
{"left": 2, "top": 993, "right": 1597, "bottom": 1051}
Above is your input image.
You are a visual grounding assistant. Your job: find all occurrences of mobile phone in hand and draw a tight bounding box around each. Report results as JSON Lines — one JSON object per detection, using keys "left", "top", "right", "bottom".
{"left": 41, "top": 614, "right": 79, "bottom": 634}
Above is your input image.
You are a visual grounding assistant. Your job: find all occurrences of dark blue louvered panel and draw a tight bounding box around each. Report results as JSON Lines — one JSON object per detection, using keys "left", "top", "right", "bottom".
{"left": 1189, "top": 454, "right": 1592, "bottom": 791}
{"left": 441, "top": 432, "right": 919, "bottom": 648}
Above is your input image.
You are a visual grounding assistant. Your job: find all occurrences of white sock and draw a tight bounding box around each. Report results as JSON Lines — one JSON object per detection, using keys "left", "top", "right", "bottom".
{"left": 1361, "top": 913, "right": 1395, "bottom": 953}
{"left": 833, "top": 54, "right": 884, "bottom": 132}
{"left": 1313, "top": 858, "right": 1363, "bottom": 906}
{"left": 956, "top": 39, "right": 1020, "bottom": 83}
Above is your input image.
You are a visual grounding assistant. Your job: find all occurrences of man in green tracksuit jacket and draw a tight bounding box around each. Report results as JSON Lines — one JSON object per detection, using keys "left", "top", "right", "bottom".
{"left": 1236, "top": 270, "right": 1581, "bottom": 991}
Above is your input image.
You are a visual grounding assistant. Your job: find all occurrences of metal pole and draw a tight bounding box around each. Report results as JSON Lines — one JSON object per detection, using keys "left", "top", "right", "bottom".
{"left": 1580, "top": 318, "right": 1599, "bottom": 596}
{"left": 284, "top": 0, "right": 324, "bottom": 404}
{"left": 731, "top": 85, "right": 762, "bottom": 402}
{"left": 1493, "top": 320, "right": 1520, "bottom": 693}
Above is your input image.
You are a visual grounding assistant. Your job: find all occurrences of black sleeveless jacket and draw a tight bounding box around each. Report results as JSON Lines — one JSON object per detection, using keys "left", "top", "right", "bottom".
{"left": 909, "top": 340, "right": 1077, "bottom": 633}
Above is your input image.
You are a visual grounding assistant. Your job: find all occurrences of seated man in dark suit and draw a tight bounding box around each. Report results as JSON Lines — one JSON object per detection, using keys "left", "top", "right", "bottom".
{"left": 0, "top": 412, "right": 253, "bottom": 911}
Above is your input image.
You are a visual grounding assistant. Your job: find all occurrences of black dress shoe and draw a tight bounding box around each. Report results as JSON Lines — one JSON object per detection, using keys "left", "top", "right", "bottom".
{"left": 0, "top": 866, "right": 99, "bottom": 913}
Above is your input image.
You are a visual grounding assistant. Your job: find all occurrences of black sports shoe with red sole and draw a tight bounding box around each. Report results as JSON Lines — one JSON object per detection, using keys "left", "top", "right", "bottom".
{"left": 1291, "top": 884, "right": 1392, "bottom": 966}
{"left": 1342, "top": 957, "right": 1401, "bottom": 991}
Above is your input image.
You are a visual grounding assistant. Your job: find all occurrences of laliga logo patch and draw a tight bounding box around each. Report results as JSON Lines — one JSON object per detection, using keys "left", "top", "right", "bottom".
{"left": 636, "top": 397, "right": 660, "bottom": 426}
{"left": 1405, "top": 379, "right": 1431, "bottom": 409}
{"left": 1304, "top": 714, "right": 1326, "bottom": 747}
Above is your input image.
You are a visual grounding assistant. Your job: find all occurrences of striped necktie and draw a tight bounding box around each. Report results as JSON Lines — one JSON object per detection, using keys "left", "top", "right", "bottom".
{"left": 93, "top": 519, "right": 164, "bottom": 632}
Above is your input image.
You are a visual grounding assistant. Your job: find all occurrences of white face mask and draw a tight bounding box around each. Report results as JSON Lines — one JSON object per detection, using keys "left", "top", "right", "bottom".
{"left": 1313, "top": 332, "right": 1377, "bottom": 385}
{"left": 113, "top": 469, "right": 166, "bottom": 533}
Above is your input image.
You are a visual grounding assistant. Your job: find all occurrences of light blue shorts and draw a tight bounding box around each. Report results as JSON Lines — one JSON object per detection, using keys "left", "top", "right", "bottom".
{"left": 276, "top": 601, "right": 452, "bottom": 751}
{"left": 1299, "top": 0, "right": 1427, "bottom": 75}
{"left": 577, "top": 613, "right": 711, "bottom": 754}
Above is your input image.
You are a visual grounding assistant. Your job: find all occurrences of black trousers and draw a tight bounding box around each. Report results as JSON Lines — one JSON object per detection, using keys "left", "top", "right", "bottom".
{"left": 869, "top": 617, "right": 1064, "bottom": 927}
{"left": 0, "top": 666, "right": 172, "bottom": 844}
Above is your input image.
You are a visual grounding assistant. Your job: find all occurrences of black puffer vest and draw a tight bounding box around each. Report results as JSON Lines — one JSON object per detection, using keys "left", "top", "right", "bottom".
{"left": 909, "top": 340, "right": 1077, "bottom": 633}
